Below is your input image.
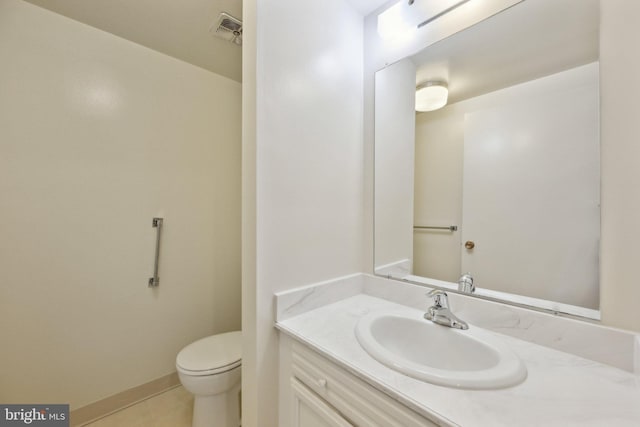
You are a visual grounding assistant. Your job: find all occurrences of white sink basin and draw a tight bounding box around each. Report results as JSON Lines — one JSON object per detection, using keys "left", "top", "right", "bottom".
{"left": 355, "top": 311, "right": 527, "bottom": 389}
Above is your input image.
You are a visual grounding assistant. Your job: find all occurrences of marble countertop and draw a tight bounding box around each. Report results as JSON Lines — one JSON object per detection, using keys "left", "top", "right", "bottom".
{"left": 277, "top": 294, "right": 640, "bottom": 427}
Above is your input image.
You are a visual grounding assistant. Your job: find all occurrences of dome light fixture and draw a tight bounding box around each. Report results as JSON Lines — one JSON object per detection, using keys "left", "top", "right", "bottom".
{"left": 415, "top": 81, "right": 448, "bottom": 112}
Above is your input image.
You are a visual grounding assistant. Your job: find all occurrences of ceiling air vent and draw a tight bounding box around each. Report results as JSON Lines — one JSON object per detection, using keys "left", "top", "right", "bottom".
{"left": 211, "top": 12, "right": 242, "bottom": 46}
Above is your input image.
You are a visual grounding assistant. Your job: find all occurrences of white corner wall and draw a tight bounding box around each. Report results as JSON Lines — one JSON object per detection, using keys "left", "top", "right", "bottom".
{"left": 600, "top": 0, "right": 640, "bottom": 332}
{"left": 0, "top": 0, "right": 241, "bottom": 409}
{"left": 242, "top": 0, "right": 364, "bottom": 425}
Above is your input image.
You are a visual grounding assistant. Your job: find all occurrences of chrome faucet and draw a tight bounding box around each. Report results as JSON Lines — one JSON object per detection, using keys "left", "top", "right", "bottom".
{"left": 424, "top": 289, "right": 468, "bottom": 330}
{"left": 458, "top": 272, "right": 475, "bottom": 294}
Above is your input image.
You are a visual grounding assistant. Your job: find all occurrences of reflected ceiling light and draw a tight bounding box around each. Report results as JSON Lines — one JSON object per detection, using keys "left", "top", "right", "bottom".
{"left": 377, "top": 1, "right": 413, "bottom": 41}
{"left": 415, "top": 82, "right": 448, "bottom": 112}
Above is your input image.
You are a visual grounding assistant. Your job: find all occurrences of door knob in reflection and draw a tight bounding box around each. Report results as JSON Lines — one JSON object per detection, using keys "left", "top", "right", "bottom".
{"left": 465, "top": 241, "right": 475, "bottom": 249}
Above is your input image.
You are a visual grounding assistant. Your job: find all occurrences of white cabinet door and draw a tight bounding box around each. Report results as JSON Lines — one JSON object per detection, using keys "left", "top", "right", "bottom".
{"left": 291, "top": 378, "right": 353, "bottom": 427}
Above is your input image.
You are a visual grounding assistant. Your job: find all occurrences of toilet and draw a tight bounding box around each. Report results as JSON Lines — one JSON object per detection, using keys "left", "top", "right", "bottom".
{"left": 176, "top": 331, "right": 242, "bottom": 427}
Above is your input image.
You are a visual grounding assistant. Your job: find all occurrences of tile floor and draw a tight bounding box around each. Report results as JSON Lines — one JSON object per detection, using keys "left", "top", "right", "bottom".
{"left": 84, "top": 386, "right": 193, "bottom": 427}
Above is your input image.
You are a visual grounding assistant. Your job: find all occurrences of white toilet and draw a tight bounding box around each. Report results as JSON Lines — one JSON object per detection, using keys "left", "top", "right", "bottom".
{"left": 176, "top": 331, "right": 242, "bottom": 427}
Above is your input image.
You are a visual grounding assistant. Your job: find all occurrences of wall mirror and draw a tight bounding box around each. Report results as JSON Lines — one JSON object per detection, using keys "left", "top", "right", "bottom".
{"left": 374, "top": 0, "right": 600, "bottom": 319}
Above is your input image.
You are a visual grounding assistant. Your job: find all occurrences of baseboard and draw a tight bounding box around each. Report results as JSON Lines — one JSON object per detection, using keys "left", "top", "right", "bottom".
{"left": 69, "top": 372, "right": 180, "bottom": 426}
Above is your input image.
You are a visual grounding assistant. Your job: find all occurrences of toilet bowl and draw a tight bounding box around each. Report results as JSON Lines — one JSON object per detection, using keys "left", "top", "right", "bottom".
{"left": 177, "top": 331, "right": 242, "bottom": 427}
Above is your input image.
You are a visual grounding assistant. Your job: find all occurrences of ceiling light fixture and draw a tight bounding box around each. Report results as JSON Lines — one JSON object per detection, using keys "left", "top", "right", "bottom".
{"left": 415, "top": 82, "right": 449, "bottom": 112}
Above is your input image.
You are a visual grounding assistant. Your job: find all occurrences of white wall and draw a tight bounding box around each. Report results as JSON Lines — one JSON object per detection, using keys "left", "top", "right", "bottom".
{"left": 241, "top": 0, "right": 258, "bottom": 425}
{"left": 0, "top": 0, "right": 241, "bottom": 409}
{"left": 374, "top": 59, "right": 416, "bottom": 272}
{"left": 242, "top": 0, "right": 364, "bottom": 425}
{"left": 600, "top": 0, "right": 640, "bottom": 331}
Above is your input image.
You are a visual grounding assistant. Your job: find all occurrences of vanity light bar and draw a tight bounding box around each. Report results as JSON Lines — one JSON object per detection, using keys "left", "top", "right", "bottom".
{"left": 417, "top": 0, "right": 473, "bottom": 29}
{"left": 378, "top": 0, "right": 473, "bottom": 40}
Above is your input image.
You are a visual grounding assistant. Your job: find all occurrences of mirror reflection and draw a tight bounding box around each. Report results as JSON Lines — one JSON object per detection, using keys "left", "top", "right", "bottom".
{"left": 374, "top": 0, "right": 600, "bottom": 315}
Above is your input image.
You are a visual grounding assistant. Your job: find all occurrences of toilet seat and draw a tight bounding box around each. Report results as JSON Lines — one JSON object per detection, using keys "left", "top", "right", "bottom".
{"left": 177, "top": 331, "right": 242, "bottom": 377}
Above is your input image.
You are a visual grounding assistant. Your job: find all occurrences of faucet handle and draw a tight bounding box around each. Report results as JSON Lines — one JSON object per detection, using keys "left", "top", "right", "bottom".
{"left": 426, "top": 289, "right": 449, "bottom": 308}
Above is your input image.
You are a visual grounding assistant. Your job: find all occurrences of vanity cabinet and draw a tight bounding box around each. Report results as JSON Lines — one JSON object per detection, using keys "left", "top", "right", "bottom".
{"left": 281, "top": 336, "right": 437, "bottom": 427}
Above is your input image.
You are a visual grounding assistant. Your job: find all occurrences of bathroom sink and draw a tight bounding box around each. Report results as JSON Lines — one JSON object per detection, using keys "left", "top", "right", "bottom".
{"left": 355, "top": 311, "right": 527, "bottom": 389}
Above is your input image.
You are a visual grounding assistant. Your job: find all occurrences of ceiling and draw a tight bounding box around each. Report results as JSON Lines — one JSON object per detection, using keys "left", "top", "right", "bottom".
{"left": 346, "top": 0, "right": 394, "bottom": 16}
{"left": 24, "top": 0, "right": 243, "bottom": 82}
{"left": 412, "top": 0, "right": 599, "bottom": 104}
{"left": 23, "top": 0, "right": 394, "bottom": 83}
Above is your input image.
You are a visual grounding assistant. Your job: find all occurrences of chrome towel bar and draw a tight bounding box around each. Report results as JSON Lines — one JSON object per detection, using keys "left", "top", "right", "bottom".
{"left": 149, "top": 217, "right": 163, "bottom": 287}
{"left": 414, "top": 225, "right": 458, "bottom": 231}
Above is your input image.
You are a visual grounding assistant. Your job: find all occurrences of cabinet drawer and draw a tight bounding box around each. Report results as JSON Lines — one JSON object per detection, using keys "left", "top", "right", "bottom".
{"left": 292, "top": 343, "right": 438, "bottom": 427}
{"left": 291, "top": 378, "right": 354, "bottom": 427}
